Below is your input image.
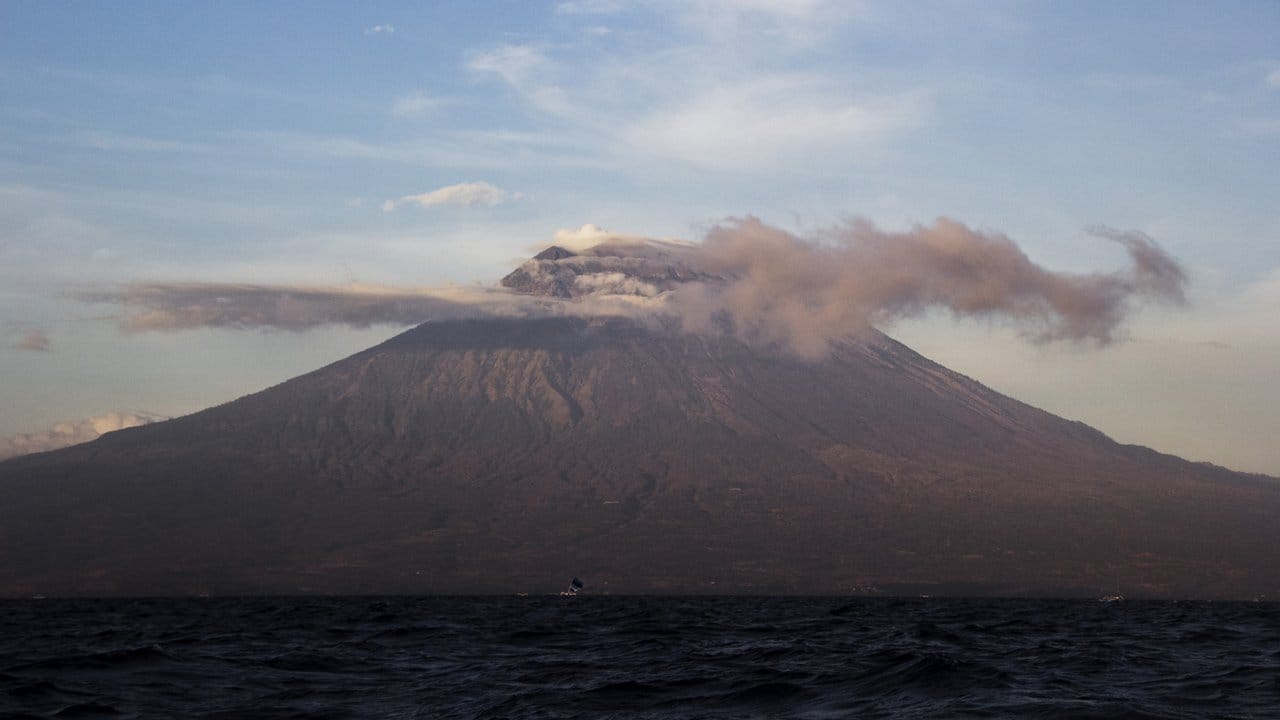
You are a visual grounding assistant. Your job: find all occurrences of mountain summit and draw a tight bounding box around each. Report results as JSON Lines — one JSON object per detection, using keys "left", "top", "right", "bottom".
{"left": 2, "top": 245, "right": 1277, "bottom": 598}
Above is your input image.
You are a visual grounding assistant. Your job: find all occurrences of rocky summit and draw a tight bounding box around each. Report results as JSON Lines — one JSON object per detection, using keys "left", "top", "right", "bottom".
{"left": 1, "top": 309, "right": 1278, "bottom": 599}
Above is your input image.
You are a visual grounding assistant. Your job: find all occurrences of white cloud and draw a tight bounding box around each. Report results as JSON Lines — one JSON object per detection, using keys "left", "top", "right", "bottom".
{"left": 390, "top": 91, "right": 442, "bottom": 118}
{"left": 364, "top": 24, "right": 395, "bottom": 35}
{"left": 382, "top": 182, "right": 521, "bottom": 211}
{"left": 0, "top": 411, "right": 165, "bottom": 461}
{"left": 1267, "top": 69, "right": 1280, "bottom": 90}
{"left": 552, "top": 223, "right": 615, "bottom": 250}
{"left": 548, "top": 223, "right": 686, "bottom": 253}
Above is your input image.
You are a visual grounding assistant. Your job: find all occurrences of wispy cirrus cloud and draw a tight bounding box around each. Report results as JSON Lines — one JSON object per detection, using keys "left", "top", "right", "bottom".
{"left": 71, "top": 131, "right": 211, "bottom": 154}
{"left": 467, "top": 44, "right": 570, "bottom": 114}
{"left": 623, "top": 77, "right": 926, "bottom": 171}
{"left": 218, "top": 129, "right": 605, "bottom": 174}
{"left": 382, "top": 182, "right": 521, "bottom": 211}
{"left": 466, "top": 5, "right": 927, "bottom": 176}
{"left": 390, "top": 91, "right": 443, "bottom": 118}
{"left": 467, "top": 44, "right": 549, "bottom": 87}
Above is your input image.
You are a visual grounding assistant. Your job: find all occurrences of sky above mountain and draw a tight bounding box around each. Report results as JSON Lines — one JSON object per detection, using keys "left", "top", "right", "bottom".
{"left": 2, "top": 1, "right": 1278, "bottom": 474}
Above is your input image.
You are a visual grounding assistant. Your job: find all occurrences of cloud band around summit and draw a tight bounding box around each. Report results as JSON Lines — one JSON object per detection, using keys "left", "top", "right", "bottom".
{"left": 77, "top": 216, "right": 1187, "bottom": 356}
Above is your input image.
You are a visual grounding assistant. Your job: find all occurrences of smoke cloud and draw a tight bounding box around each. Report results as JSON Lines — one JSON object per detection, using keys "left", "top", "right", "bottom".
{"left": 78, "top": 216, "right": 1187, "bottom": 358}
{"left": 0, "top": 411, "right": 165, "bottom": 461}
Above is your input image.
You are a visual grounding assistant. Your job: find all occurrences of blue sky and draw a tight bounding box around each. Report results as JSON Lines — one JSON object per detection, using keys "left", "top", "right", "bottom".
{"left": 2, "top": 1, "right": 1279, "bottom": 473}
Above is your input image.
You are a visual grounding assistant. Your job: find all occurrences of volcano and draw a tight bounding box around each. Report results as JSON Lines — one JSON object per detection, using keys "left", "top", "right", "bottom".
{"left": 2, "top": 244, "right": 1279, "bottom": 599}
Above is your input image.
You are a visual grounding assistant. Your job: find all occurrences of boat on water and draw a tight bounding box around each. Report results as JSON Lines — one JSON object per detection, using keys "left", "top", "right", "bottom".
{"left": 560, "top": 577, "right": 584, "bottom": 596}
{"left": 1099, "top": 594, "right": 1124, "bottom": 603}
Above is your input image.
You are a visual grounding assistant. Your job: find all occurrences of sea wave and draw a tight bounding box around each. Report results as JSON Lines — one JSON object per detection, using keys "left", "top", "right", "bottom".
{"left": 2, "top": 597, "right": 1277, "bottom": 719}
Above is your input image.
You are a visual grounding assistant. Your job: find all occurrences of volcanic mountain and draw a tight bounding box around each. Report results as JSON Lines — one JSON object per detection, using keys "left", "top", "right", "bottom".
{"left": 2, "top": 248, "right": 1279, "bottom": 599}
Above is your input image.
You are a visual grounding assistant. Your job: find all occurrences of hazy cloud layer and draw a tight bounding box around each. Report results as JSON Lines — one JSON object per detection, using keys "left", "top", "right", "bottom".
{"left": 0, "top": 411, "right": 164, "bottom": 461}
{"left": 75, "top": 283, "right": 555, "bottom": 332}
{"left": 382, "top": 182, "right": 520, "bottom": 211}
{"left": 80, "top": 218, "right": 1186, "bottom": 358}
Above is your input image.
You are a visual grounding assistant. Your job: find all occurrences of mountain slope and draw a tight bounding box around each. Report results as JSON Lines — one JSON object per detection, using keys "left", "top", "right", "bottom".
{"left": 1, "top": 317, "right": 1277, "bottom": 598}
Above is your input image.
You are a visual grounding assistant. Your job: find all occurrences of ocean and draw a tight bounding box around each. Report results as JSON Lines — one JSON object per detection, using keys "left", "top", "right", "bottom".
{"left": 2, "top": 596, "right": 1276, "bottom": 719}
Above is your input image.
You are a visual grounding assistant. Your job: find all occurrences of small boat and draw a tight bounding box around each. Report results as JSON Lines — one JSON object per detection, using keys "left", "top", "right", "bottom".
{"left": 560, "top": 577, "right": 584, "bottom": 596}
{"left": 1098, "top": 594, "right": 1124, "bottom": 603}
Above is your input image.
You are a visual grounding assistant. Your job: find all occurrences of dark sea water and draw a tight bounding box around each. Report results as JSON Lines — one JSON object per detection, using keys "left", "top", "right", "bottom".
{"left": 2, "top": 597, "right": 1277, "bottom": 719}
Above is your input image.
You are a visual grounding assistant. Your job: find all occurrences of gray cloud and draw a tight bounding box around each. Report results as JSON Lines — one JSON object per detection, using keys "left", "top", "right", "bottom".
{"left": 0, "top": 411, "right": 165, "bottom": 461}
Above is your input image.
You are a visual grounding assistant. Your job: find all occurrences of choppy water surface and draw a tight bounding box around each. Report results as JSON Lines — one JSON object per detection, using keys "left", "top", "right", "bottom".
{"left": 2, "top": 596, "right": 1277, "bottom": 719}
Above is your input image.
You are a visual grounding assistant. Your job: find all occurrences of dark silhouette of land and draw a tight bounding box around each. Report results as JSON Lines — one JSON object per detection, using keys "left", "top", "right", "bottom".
{"left": 2, "top": 313, "right": 1277, "bottom": 599}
